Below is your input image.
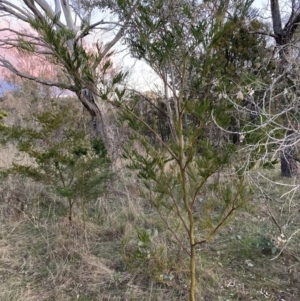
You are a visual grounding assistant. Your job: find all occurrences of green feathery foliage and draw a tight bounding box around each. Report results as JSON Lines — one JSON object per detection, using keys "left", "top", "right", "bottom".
{"left": 3, "top": 102, "right": 112, "bottom": 226}
{"left": 118, "top": 1, "right": 264, "bottom": 300}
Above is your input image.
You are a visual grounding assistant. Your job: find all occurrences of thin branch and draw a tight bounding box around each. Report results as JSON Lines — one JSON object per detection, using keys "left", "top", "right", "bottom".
{"left": 190, "top": 171, "right": 215, "bottom": 210}
{"left": 113, "top": 102, "right": 179, "bottom": 162}
{"left": 162, "top": 171, "right": 190, "bottom": 234}
{"left": 284, "top": 11, "right": 300, "bottom": 40}
{"left": 0, "top": 27, "right": 38, "bottom": 38}
{"left": 270, "top": 228, "right": 300, "bottom": 260}
{"left": 23, "top": 0, "right": 44, "bottom": 20}
{"left": 34, "top": 0, "right": 55, "bottom": 16}
{"left": 101, "top": 3, "right": 138, "bottom": 58}
{"left": 101, "top": 25, "right": 125, "bottom": 58}
{"left": 156, "top": 208, "right": 190, "bottom": 255}
{"left": 128, "top": 89, "right": 169, "bottom": 118}
{"left": 248, "top": 30, "right": 278, "bottom": 39}
{"left": 0, "top": 56, "right": 75, "bottom": 90}
{"left": 0, "top": 2, "right": 32, "bottom": 23}
{"left": 263, "top": 193, "right": 282, "bottom": 234}
{"left": 207, "top": 177, "right": 245, "bottom": 240}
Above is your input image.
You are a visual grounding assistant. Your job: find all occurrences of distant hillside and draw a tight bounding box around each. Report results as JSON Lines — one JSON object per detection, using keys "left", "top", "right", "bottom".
{"left": 0, "top": 80, "right": 75, "bottom": 98}
{"left": 0, "top": 80, "right": 15, "bottom": 95}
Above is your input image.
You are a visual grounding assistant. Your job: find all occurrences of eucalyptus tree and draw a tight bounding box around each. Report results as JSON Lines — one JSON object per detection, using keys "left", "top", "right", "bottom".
{"left": 0, "top": 0, "right": 131, "bottom": 158}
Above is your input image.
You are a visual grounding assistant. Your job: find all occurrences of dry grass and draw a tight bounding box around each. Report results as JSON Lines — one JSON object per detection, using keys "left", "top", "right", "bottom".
{"left": 0, "top": 141, "right": 300, "bottom": 301}
{"left": 0, "top": 164, "right": 187, "bottom": 301}
{"left": 0, "top": 164, "right": 300, "bottom": 301}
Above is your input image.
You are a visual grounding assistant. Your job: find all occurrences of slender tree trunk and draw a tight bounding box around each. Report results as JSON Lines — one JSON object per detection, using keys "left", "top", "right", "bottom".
{"left": 276, "top": 53, "right": 298, "bottom": 177}
{"left": 270, "top": 0, "right": 300, "bottom": 176}
{"left": 177, "top": 74, "right": 197, "bottom": 299}
{"left": 281, "top": 129, "right": 298, "bottom": 177}
{"left": 163, "top": 70, "right": 177, "bottom": 142}
{"left": 77, "top": 89, "right": 116, "bottom": 160}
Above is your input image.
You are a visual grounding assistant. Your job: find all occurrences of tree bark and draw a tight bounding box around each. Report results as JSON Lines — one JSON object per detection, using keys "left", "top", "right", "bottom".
{"left": 280, "top": 130, "right": 298, "bottom": 177}
{"left": 270, "top": 0, "right": 300, "bottom": 176}
{"left": 77, "top": 88, "right": 116, "bottom": 160}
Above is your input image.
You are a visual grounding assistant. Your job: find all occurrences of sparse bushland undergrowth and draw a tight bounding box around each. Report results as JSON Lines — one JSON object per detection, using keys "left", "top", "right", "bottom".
{"left": 0, "top": 91, "right": 299, "bottom": 301}
{"left": 0, "top": 163, "right": 300, "bottom": 301}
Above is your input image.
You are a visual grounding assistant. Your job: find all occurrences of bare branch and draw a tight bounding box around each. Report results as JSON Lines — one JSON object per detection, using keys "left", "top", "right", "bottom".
{"left": 60, "top": 0, "right": 75, "bottom": 31}
{"left": 54, "top": 0, "right": 60, "bottom": 15}
{"left": 127, "top": 89, "right": 168, "bottom": 118}
{"left": 284, "top": 11, "right": 300, "bottom": 41}
{"left": 101, "top": 25, "right": 125, "bottom": 58}
{"left": 0, "top": 0, "right": 32, "bottom": 23}
{"left": 34, "top": 0, "right": 55, "bottom": 16}
{"left": 271, "top": 228, "right": 300, "bottom": 260}
{"left": 23, "top": 0, "right": 44, "bottom": 20}
{"left": 0, "top": 56, "right": 75, "bottom": 90}
{"left": 248, "top": 30, "right": 278, "bottom": 39}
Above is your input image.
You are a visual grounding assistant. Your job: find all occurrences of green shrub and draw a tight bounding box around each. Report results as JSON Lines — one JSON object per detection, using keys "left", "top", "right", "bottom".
{"left": 2, "top": 102, "right": 112, "bottom": 228}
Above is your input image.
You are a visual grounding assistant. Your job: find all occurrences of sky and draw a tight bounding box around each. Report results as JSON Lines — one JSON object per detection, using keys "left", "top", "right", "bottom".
{"left": 0, "top": 0, "right": 270, "bottom": 93}
{"left": 0, "top": 80, "right": 14, "bottom": 95}
{"left": 253, "top": 0, "right": 267, "bottom": 9}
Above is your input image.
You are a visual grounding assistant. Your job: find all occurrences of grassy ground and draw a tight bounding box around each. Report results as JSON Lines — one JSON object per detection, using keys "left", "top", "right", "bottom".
{"left": 0, "top": 162, "right": 300, "bottom": 301}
